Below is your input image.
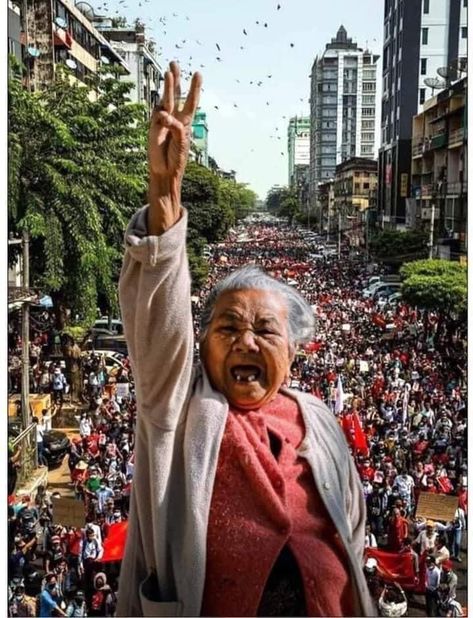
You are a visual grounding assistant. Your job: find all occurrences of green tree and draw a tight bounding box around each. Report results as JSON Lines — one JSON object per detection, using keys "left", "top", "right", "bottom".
{"left": 265, "top": 186, "right": 299, "bottom": 223}
{"left": 370, "top": 229, "right": 429, "bottom": 265}
{"left": 9, "top": 64, "right": 148, "bottom": 328}
{"left": 400, "top": 259, "right": 467, "bottom": 315}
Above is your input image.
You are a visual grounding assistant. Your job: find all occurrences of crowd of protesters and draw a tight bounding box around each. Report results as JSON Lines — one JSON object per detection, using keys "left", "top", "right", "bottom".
{"left": 8, "top": 216, "right": 467, "bottom": 617}
{"left": 8, "top": 349, "right": 134, "bottom": 616}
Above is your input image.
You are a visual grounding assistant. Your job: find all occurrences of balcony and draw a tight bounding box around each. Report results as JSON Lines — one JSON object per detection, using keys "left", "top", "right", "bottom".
{"left": 427, "top": 132, "right": 447, "bottom": 151}
{"left": 412, "top": 140, "right": 424, "bottom": 157}
{"left": 448, "top": 127, "right": 465, "bottom": 147}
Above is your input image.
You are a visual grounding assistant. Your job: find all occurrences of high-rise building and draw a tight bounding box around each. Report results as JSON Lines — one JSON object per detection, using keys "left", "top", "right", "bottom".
{"left": 191, "top": 109, "right": 209, "bottom": 167}
{"left": 287, "top": 116, "right": 310, "bottom": 187}
{"left": 309, "top": 26, "right": 379, "bottom": 209}
{"left": 378, "top": 0, "right": 466, "bottom": 228}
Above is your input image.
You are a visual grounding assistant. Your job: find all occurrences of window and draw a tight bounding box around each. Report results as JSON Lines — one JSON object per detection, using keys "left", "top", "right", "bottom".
{"left": 362, "top": 119, "right": 375, "bottom": 129}
{"left": 362, "top": 95, "right": 376, "bottom": 105}
{"left": 461, "top": 27, "right": 467, "bottom": 38}
{"left": 363, "top": 82, "right": 376, "bottom": 91}
{"left": 421, "top": 58, "right": 427, "bottom": 75}
{"left": 463, "top": 0, "right": 467, "bottom": 7}
{"left": 363, "top": 182, "right": 370, "bottom": 189}
{"left": 423, "top": 0, "right": 429, "bottom": 13}
{"left": 419, "top": 88, "right": 426, "bottom": 105}
{"left": 361, "top": 145, "right": 373, "bottom": 154}
{"left": 361, "top": 132, "right": 375, "bottom": 141}
{"left": 422, "top": 28, "right": 428, "bottom": 45}
{"left": 362, "top": 108, "right": 375, "bottom": 116}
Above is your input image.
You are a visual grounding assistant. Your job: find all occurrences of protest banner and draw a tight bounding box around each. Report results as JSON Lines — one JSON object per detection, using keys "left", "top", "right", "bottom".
{"left": 116, "top": 383, "right": 130, "bottom": 400}
{"left": 51, "top": 497, "right": 85, "bottom": 529}
{"left": 416, "top": 492, "right": 458, "bottom": 522}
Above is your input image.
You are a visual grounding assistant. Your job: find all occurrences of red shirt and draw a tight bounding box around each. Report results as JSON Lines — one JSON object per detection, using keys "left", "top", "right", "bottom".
{"left": 201, "top": 394, "right": 354, "bottom": 617}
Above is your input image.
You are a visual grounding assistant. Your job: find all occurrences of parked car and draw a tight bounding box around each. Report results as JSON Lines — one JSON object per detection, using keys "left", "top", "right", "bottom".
{"left": 93, "top": 318, "right": 124, "bottom": 335}
{"left": 8, "top": 420, "right": 70, "bottom": 468}
{"left": 84, "top": 334, "right": 128, "bottom": 356}
{"left": 372, "top": 283, "right": 401, "bottom": 301}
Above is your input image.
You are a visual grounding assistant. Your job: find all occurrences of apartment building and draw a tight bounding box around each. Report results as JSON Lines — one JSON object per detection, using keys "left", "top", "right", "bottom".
{"left": 378, "top": 0, "right": 466, "bottom": 228}
{"left": 410, "top": 76, "right": 467, "bottom": 260}
{"left": 309, "top": 26, "right": 379, "bottom": 209}
{"left": 22, "top": 0, "right": 128, "bottom": 91}
{"left": 287, "top": 116, "right": 310, "bottom": 188}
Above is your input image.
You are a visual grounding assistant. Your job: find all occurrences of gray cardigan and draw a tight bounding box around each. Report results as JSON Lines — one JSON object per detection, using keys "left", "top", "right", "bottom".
{"left": 116, "top": 206, "right": 375, "bottom": 617}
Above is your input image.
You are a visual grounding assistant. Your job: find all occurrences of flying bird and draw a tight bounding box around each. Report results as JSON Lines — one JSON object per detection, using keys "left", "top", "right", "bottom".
{"left": 277, "top": 3, "right": 281, "bottom": 9}
{"left": 243, "top": 29, "right": 248, "bottom": 35}
{"left": 280, "top": 152, "right": 284, "bottom": 156}
{"left": 233, "top": 103, "right": 238, "bottom": 108}
{"left": 214, "top": 105, "right": 219, "bottom": 110}
{"left": 240, "top": 46, "right": 245, "bottom": 50}
{"left": 264, "top": 23, "right": 268, "bottom": 27}
{"left": 196, "top": 40, "right": 202, "bottom": 45}
{"left": 216, "top": 43, "right": 221, "bottom": 50}
{"left": 267, "top": 74, "right": 272, "bottom": 78}
{"left": 266, "top": 102, "right": 270, "bottom": 106}
{"left": 290, "top": 43, "right": 294, "bottom": 47}
{"left": 216, "top": 57, "right": 222, "bottom": 61}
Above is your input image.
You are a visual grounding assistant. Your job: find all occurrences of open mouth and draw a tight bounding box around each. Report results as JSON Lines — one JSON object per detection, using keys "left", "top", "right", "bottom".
{"left": 230, "top": 365, "right": 262, "bottom": 383}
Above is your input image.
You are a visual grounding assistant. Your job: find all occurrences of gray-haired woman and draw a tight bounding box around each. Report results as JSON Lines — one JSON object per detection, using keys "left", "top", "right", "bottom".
{"left": 116, "top": 61, "right": 373, "bottom": 617}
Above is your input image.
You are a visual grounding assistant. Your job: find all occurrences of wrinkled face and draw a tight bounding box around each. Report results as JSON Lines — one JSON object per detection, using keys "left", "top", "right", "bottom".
{"left": 201, "top": 289, "right": 294, "bottom": 410}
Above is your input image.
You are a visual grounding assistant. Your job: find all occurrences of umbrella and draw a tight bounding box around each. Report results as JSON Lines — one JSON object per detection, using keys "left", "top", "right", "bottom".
{"left": 101, "top": 521, "right": 128, "bottom": 562}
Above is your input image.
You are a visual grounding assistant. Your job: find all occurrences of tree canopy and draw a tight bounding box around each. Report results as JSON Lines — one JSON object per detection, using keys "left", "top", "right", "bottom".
{"left": 370, "top": 229, "right": 429, "bottom": 265}
{"left": 265, "top": 186, "right": 299, "bottom": 223}
{"left": 9, "top": 62, "right": 148, "bottom": 327}
{"left": 400, "top": 259, "right": 467, "bottom": 314}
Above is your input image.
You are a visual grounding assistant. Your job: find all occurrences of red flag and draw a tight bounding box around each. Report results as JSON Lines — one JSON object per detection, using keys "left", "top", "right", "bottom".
{"left": 365, "top": 548, "right": 424, "bottom": 592}
{"left": 100, "top": 521, "right": 128, "bottom": 562}
{"left": 437, "top": 476, "right": 454, "bottom": 494}
{"left": 353, "top": 412, "right": 368, "bottom": 454}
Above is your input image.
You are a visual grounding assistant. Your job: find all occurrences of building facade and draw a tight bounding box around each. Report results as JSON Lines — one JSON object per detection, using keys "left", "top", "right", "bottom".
{"left": 309, "top": 26, "right": 378, "bottom": 209}
{"left": 22, "top": 0, "right": 128, "bottom": 92}
{"left": 94, "top": 18, "right": 163, "bottom": 116}
{"left": 287, "top": 116, "right": 310, "bottom": 187}
{"left": 192, "top": 109, "right": 209, "bottom": 167}
{"left": 333, "top": 157, "right": 378, "bottom": 246}
{"left": 378, "top": 0, "right": 466, "bottom": 228}
{"left": 410, "top": 77, "right": 467, "bottom": 260}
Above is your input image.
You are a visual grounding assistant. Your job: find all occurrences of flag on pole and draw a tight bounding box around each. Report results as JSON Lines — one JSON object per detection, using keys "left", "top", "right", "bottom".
{"left": 402, "top": 386, "right": 409, "bottom": 425}
{"left": 334, "top": 375, "right": 344, "bottom": 414}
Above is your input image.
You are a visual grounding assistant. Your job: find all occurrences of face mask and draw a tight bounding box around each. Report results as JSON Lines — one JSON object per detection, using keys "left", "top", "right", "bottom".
{"left": 100, "top": 485, "right": 106, "bottom": 490}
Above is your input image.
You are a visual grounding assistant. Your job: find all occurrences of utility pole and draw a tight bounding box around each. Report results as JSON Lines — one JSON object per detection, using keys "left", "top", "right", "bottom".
{"left": 21, "top": 230, "right": 30, "bottom": 430}
{"left": 338, "top": 210, "right": 342, "bottom": 259}
{"left": 429, "top": 200, "right": 436, "bottom": 259}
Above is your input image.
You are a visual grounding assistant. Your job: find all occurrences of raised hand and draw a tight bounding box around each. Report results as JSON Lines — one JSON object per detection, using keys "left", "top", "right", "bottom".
{"left": 148, "top": 61, "right": 202, "bottom": 235}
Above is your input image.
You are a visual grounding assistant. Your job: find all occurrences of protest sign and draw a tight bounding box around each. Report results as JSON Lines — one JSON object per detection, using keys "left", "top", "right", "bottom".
{"left": 416, "top": 492, "right": 458, "bottom": 522}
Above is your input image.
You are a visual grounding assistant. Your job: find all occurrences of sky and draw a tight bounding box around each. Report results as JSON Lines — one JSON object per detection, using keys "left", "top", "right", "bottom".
{"left": 90, "top": 0, "right": 384, "bottom": 199}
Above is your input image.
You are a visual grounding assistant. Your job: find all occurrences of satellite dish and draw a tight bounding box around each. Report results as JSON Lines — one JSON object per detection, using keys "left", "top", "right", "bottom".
{"left": 27, "top": 46, "right": 41, "bottom": 58}
{"left": 65, "top": 58, "right": 77, "bottom": 69}
{"left": 100, "top": 55, "right": 110, "bottom": 64}
{"left": 424, "top": 77, "right": 446, "bottom": 95}
{"left": 54, "top": 16, "right": 68, "bottom": 29}
{"left": 75, "top": 1, "right": 95, "bottom": 19}
{"left": 437, "top": 66, "right": 458, "bottom": 82}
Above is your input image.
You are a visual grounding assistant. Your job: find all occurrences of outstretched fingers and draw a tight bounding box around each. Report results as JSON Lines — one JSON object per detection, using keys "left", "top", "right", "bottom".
{"left": 169, "top": 61, "right": 182, "bottom": 105}
{"left": 182, "top": 71, "right": 202, "bottom": 119}
{"left": 162, "top": 70, "right": 175, "bottom": 113}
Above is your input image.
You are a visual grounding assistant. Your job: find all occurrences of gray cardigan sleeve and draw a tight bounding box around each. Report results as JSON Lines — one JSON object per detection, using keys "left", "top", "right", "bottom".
{"left": 118, "top": 205, "right": 194, "bottom": 430}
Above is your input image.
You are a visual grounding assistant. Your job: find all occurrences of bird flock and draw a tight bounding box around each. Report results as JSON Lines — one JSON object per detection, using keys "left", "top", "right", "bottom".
{"left": 91, "top": 1, "right": 311, "bottom": 158}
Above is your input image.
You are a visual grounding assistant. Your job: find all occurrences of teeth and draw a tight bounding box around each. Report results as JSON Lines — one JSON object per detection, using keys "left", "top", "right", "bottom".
{"left": 236, "top": 375, "right": 242, "bottom": 382}
{"left": 235, "top": 373, "right": 257, "bottom": 382}
{"left": 247, "top": 375, "right": 256, "bottom": 381}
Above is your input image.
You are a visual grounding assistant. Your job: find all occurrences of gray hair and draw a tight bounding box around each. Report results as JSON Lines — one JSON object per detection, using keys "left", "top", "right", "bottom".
{"left": 199, "top": 265, "right": 315, "bottom": 347}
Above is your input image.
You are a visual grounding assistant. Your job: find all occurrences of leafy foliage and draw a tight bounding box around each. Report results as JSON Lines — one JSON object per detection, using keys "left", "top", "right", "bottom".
{"left": 370, "top": 229, "right": 429, "bottom": 264}
{"left": 265, "top": 186, "right": 299, "bottom": 223}
{"left": 400, "top": 259, "right": 467, "bottom": 314}
{"left": 9, "top": 64, "right": 148, "bottom": 327}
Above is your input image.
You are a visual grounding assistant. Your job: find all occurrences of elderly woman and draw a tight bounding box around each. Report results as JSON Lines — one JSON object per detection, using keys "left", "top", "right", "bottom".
{"left": 116, "top": 62, "right": 373, "bottom": 617}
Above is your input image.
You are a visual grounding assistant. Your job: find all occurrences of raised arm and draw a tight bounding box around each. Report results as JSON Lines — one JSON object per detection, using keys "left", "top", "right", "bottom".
{"left": 118, "top": 62, "right": 202, "bottom": 429}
